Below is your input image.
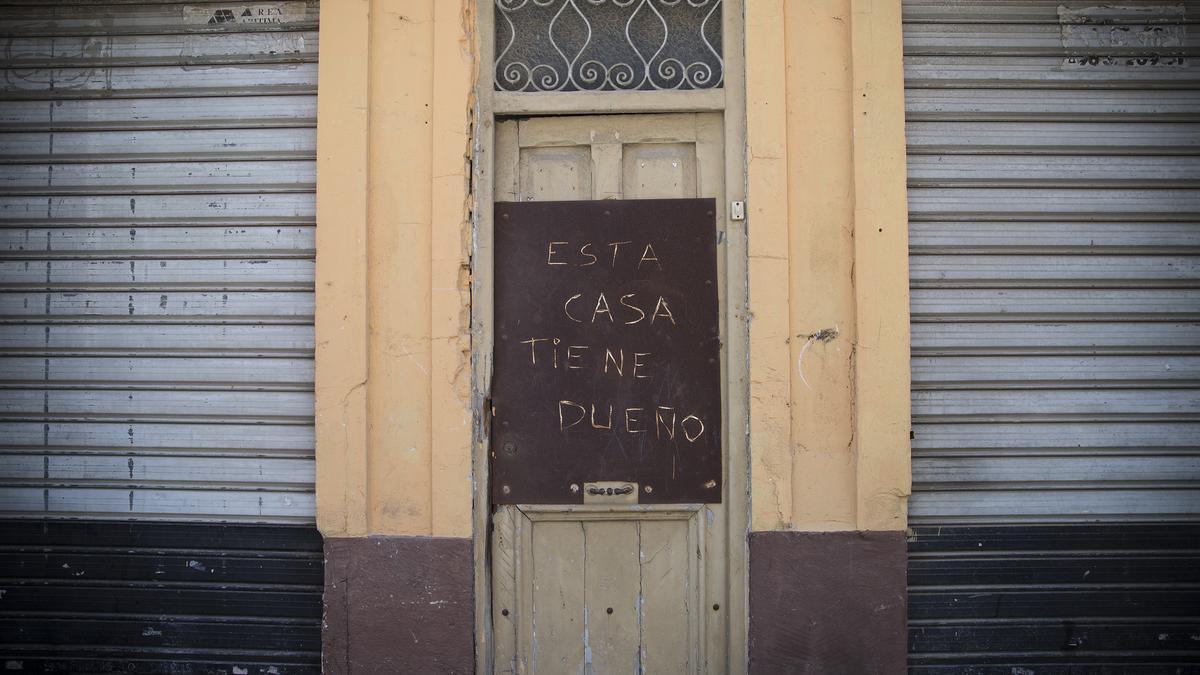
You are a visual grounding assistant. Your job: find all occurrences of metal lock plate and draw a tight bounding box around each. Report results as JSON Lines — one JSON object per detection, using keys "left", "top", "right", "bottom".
{"left": 583, "top": 481, "right": 639, "bottom": 504}
{"left": 730, "top": 200, "right": 745, "bottom": 221}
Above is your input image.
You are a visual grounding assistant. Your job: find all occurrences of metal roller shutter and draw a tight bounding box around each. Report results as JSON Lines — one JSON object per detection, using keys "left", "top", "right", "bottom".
{"left": 0, "top": 2, "right": 321, "bottom": 671}
{"left": 903, "top": 0, "right": 1200, "bottom": 671}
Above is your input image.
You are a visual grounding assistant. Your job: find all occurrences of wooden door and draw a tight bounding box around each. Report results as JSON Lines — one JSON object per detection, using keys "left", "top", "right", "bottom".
{"left": 491, "top": 113, "right": 729, "bottom": 674}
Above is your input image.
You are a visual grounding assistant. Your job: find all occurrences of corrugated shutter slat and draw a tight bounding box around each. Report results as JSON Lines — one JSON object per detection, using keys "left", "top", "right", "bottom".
{"left": 0, "top": 1, "right": 318, "bottom": 524}
{"left": 905, "top": 1, "right": 1200, "bottom": 670}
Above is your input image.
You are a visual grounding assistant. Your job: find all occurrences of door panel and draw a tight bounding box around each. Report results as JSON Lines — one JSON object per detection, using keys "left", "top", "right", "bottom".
{"left": 495, "top": 507, "right": 704, "bottom": 674}
{"left": 623, "top": 143, "right": 698, "bottom": 199}
{"left": 640, "top": 517, "right": 696, "bottom": 672}
{"left": 518, "top": 146, "right": 593, "bottom": 201}
{"left": 582, "top": 520, "right": 640, "bottom": 671}
{"left": 529, "top": 520, "right": 585, "bottom": 668}
{"left": 492, "top": 113, "right": 727, "bottom": 674}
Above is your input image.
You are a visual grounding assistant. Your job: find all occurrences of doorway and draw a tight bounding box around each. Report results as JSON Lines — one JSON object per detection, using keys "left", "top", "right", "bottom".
{"left": 487, "top": 113, "right": 734, "bottom": 673}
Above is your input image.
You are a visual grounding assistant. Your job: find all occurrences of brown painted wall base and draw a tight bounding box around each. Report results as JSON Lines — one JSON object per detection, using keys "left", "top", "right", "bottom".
{"left": 323, "top": 536, "right": 474, "bottom": 674}
{"left": 749, "top": 530, "right": 907, "bottom": 675}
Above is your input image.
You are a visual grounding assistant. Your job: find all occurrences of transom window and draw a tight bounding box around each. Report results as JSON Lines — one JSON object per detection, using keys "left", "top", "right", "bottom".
{"left": 494, "top": 0, "right": 724, "bottom": 92}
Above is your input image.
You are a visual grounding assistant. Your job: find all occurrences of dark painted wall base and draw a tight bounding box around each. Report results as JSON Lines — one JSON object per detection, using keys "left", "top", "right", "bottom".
{"left": 749, "top": 530, "right": 907, "bottom": 675}
{"left": 323, "top": 535, "right": 474, "bottom": 674}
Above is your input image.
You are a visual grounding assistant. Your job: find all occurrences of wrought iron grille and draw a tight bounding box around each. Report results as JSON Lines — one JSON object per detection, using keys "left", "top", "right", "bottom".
{"left": 495, "top": 0, "right": 724, "bottom": 92}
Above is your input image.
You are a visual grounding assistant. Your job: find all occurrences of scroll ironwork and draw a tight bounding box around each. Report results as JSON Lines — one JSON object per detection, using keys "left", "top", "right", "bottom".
{"left": 494, "top": 0, "right": 724, "bottom": 92}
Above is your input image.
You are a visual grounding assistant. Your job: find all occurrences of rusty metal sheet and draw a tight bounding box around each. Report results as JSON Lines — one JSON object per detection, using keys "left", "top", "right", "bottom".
{"left": 491, "top": 199, "right": 722, "bottom": 504}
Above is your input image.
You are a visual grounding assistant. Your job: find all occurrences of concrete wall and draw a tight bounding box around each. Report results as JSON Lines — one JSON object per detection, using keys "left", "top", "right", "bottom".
{"left": 744, "top": 1, "right": 911, "bottom": 671}
{"left": 313, "top": 1, "right": 476, "bottom": 670}
{"left": 746, "top": 0, "right": 911, "bottom": 535}
{"left": 314, "top": 0, "right": 475, "bottom": 540}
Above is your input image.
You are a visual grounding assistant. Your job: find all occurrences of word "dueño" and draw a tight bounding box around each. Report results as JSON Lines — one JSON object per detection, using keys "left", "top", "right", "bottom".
{"left": 557, "top": 401, "right": 707, "bottom": 442}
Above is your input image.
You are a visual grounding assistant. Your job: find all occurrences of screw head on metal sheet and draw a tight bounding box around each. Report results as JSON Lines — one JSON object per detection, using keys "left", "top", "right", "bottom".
{"left": 502, "top": 441, "right": 516, "bottom": 456}
{"left": 501, "top": 484, "right": 511, "bottom": 495}
{"left": 569, "top": 483, "right": 580, "bottom": 494}
{"left": 644, "top": 485, "right": 653, "bottom": 494}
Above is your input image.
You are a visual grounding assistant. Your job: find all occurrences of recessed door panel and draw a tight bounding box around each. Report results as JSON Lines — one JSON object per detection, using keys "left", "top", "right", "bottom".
{"left": 623, "top": 143, "right": 699, "bottom": 199}
{"left": 495, "top": 507, "right": 703, "bottom": 674}
{"left": 518, "top": 146, "right": 593, "bottom": 201}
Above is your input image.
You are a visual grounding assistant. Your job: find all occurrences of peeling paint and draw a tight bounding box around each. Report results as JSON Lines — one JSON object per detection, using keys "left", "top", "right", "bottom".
{"left": 1059, "top": 4, "right": 1187, "bottom": 68}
